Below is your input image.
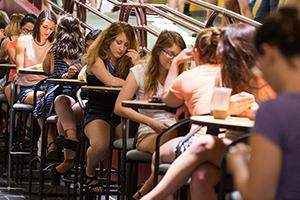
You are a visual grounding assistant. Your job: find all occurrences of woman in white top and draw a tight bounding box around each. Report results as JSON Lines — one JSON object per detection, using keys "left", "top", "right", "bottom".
{"left": 115, "top": 30, "right": 187, "bottom": 155}
{"left": 15, "top": 10, "right": 57, "bottom": 104}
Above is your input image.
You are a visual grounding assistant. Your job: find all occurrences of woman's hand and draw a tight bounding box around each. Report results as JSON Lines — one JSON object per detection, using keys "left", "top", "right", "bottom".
{"left": 227, "top": 143, "right": 251, "bottom": 174}
{"left": 172, "top": 48, "right": 193, "bottom": 66}
{"left": 175, "top": 104, "right": 190, "bottom": 121}
{"left": 148, "top": 119, "right": 170, "bottom": 134}
{"left": 228, "top": 92, "right": 255, "bottom": 116}
{"left": 126, "top": 49, "right": 140, "bottom": 65}
{"left": 66, "top": 65, "right": 79, "bottom": 78}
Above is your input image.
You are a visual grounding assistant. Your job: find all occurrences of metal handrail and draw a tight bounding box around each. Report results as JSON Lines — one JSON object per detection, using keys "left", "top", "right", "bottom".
{"left": 187, "top": 0, "right": 261, "bottom": 27}
{"left": 73, "top": 0, "right": 115, "bottom": 24}
{"left": 46, "top": 0, "right": 94, "bottom": 30}
{"left": 48, "top": 0, "right": 261, "bottom": 50}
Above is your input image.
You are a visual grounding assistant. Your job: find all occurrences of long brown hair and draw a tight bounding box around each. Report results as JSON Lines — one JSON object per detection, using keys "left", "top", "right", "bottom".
{"left": 86, "top": 21, "right": 138, "bottom": 79}
{"left": 144, "top": 30, "right": 186, "bottom": 97}
{"left": 32, "top": 10, "right": 57, "bottom": 43}
{"left": 218, "top": 23, "right": 257, "bottom": 94}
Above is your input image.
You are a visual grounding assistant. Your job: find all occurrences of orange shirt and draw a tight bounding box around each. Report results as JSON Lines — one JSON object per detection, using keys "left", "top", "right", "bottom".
{"left": 170, "top": 64, "right": 221, "bottom": 116}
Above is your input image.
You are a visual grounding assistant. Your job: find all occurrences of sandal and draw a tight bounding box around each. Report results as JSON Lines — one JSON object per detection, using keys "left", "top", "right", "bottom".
{"left": 55, "top": 135, "right": 78, "bottom": 151}
{"left": 85, "top": 174, "right": 104, "bottom": 194}
{"left": 133, "top": 191, "right": 144, "bottom": 200}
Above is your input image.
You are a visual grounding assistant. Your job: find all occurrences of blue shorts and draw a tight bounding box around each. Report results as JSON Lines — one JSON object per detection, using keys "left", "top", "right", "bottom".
{"left": 19, "top": 84, "right": 47, "bottom": 103}
{"left": 83, "top": 108, "right": 121, "bottom": 128}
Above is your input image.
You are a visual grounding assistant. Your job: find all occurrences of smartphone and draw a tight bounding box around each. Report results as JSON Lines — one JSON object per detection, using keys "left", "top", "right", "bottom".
{"left": 148, "top": 96, "right": 162, "bottom": 103}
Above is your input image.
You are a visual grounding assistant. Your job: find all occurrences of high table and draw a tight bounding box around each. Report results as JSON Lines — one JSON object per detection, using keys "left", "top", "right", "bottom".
{"left": 190, "top": 115, "right": 254, "bottom": 132}
{"left": 0, "top": 63, "right": 16, "bottom": 69}
{"left": 190, "top": 115, "right": 254, "bottom": 200}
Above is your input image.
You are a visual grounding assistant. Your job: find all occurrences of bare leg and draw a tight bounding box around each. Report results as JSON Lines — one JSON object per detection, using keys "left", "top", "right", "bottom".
{"left": 237, "top": 0, "right": 254, "bottom": 18}
{"left": 85, "top": 119, "right": 111, "bottom": 178}
{"left": 137, "top": 130, "right": 177, "bottom": 154}
{"left": 178, "top": 0, "right": 186, "bottom": 13}
{"left": 133, "top": 137, "right": 182, "bottom": 199}
{"left": 167, "top": 0, "right": 178, "bottom": 10}
{"left": 23, "top": 91, "right": 44, "bottom": 105}
{"left": 190, "top": 163, "right": 220, "bottom": 200}
{"left": 141, "top": 135, "right": 226, "bottom": 200}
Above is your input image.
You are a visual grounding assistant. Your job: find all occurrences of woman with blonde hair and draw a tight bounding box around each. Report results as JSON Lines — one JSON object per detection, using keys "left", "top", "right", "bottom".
{"left": 84, "top": 21, "right": 139, "bottom": 193}
{"left": 0, "top": 13, "right": 24, "bottom": 62}
{"left": 114, "top": 30, "right": 187, "bottom": 199}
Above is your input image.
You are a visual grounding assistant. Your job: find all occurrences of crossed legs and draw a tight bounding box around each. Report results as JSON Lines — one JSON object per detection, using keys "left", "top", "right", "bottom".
{"left": 141, "top": 134, "right": 227, "bottom": 200}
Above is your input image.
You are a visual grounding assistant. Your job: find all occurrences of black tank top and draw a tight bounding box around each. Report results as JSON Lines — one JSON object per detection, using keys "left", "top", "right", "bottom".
{"left": 86, "top": 60, "right": 119, "bottom": 112}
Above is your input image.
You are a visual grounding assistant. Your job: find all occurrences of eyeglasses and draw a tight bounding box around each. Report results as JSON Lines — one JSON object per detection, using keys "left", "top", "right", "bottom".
{"left": 162, "top": 49, "right": 178, "bottom": 59}
{"left": 21, "top": 28, "right": 33, "bottom": 35}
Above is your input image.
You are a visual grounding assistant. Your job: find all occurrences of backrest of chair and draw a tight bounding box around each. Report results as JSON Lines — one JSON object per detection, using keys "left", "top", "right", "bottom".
{"left": 218, "top": 133, "right": 251, "bottom": 200}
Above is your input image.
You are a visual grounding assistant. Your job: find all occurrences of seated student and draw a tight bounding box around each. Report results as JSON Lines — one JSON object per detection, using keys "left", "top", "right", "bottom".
{"left": 130, "top": 27, "right": 222, "bottom": 199}
{"left": 227, "top": 7, "right": 300, "bottom": 200}
{"left": 15, "top": 10, "right": 57, "bottom": 105}
{"left": 141, "top": 23, "right": 275, "bottom": 200}
{"left": 114, "top": 30, "right": 187, "bottom": 156}
{"left": 0, "top": 13, "right": 24, "bottom": 62}
{"left": 51, "top": 29, "right": 101, "bottom": 184}
{"left": 4, "top": 13, "right": 37, "bottom": 104}
{"left": 83, "top": 22, "right": 139, "bottom": 193}
{"left": 32, "top": 14, "right": 85, "bottom": 160}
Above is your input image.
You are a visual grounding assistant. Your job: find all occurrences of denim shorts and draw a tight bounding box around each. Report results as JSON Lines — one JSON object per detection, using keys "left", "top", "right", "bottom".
{"left": 83, "top": 107, "right": 121, "bottom": 128}
{"left": 19, "top": 84, "right": 47, "bottom": 103}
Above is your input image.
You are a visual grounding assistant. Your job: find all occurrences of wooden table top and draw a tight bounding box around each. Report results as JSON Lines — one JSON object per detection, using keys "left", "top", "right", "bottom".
{"left": 190, "top": 115, "right": 254, "bottom": 131}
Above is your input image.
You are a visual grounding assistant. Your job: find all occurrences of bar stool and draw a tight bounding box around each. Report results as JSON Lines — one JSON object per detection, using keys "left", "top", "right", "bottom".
{"left": 76, "top": 86, "right": 122, "bottom": 200}
{"left": 7, "top": 76, "right": 34, "bottom": 188}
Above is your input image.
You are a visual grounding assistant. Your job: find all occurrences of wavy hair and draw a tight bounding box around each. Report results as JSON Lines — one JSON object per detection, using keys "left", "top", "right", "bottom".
{"left": 218, "top": 23, "right": 257, "bottom": 94}
{"left": 144, "top": 30, "right": 186, "bottom": 97}
{"left": 86, "top": 21, "right": 138, "bottom": 79}
{"left": 51, "top": 14, "right": 84, "bottom": 60}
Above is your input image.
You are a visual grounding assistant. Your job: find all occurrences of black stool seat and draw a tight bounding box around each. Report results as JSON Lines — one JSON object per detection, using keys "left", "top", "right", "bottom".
{"left": 158, "top": 163, "right": 171, "bottom": 174}
{"left": 0, "top": 93, "right": 7, "bottom": 102}
{"left": 46, "top": 115, "right": 58, "bottom": 124}
{"left": 126, "top": 149, "right": 152, "bottom": 162}
{"left": 13, "top": 103, "right": 33, "bottom": 111}
{"left": 113, "top": 138, "right": 135, "bottom": 150}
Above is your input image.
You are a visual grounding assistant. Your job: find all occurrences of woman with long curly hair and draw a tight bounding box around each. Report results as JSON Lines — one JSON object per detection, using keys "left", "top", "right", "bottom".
{"left": 83, "top": 21, "right": 139, "bottom": 193}
{"left": 114, "top": 30, "right": 187, "bottom": 199}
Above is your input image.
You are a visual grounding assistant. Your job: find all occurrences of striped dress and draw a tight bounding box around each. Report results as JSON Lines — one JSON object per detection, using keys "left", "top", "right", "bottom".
{"left": 33, "top": 56, "right": 79, "bottom": 118}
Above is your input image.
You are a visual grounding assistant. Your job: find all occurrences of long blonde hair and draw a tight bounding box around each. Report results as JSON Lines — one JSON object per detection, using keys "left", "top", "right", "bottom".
{"left": 5, "top": 13, "right": 24, "bottom": 37}
{"left": 144, "top": 30, "right": 186, "bottom": 97}
{"left": 86, "top": 21, "right": 138, "bottom": 79}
